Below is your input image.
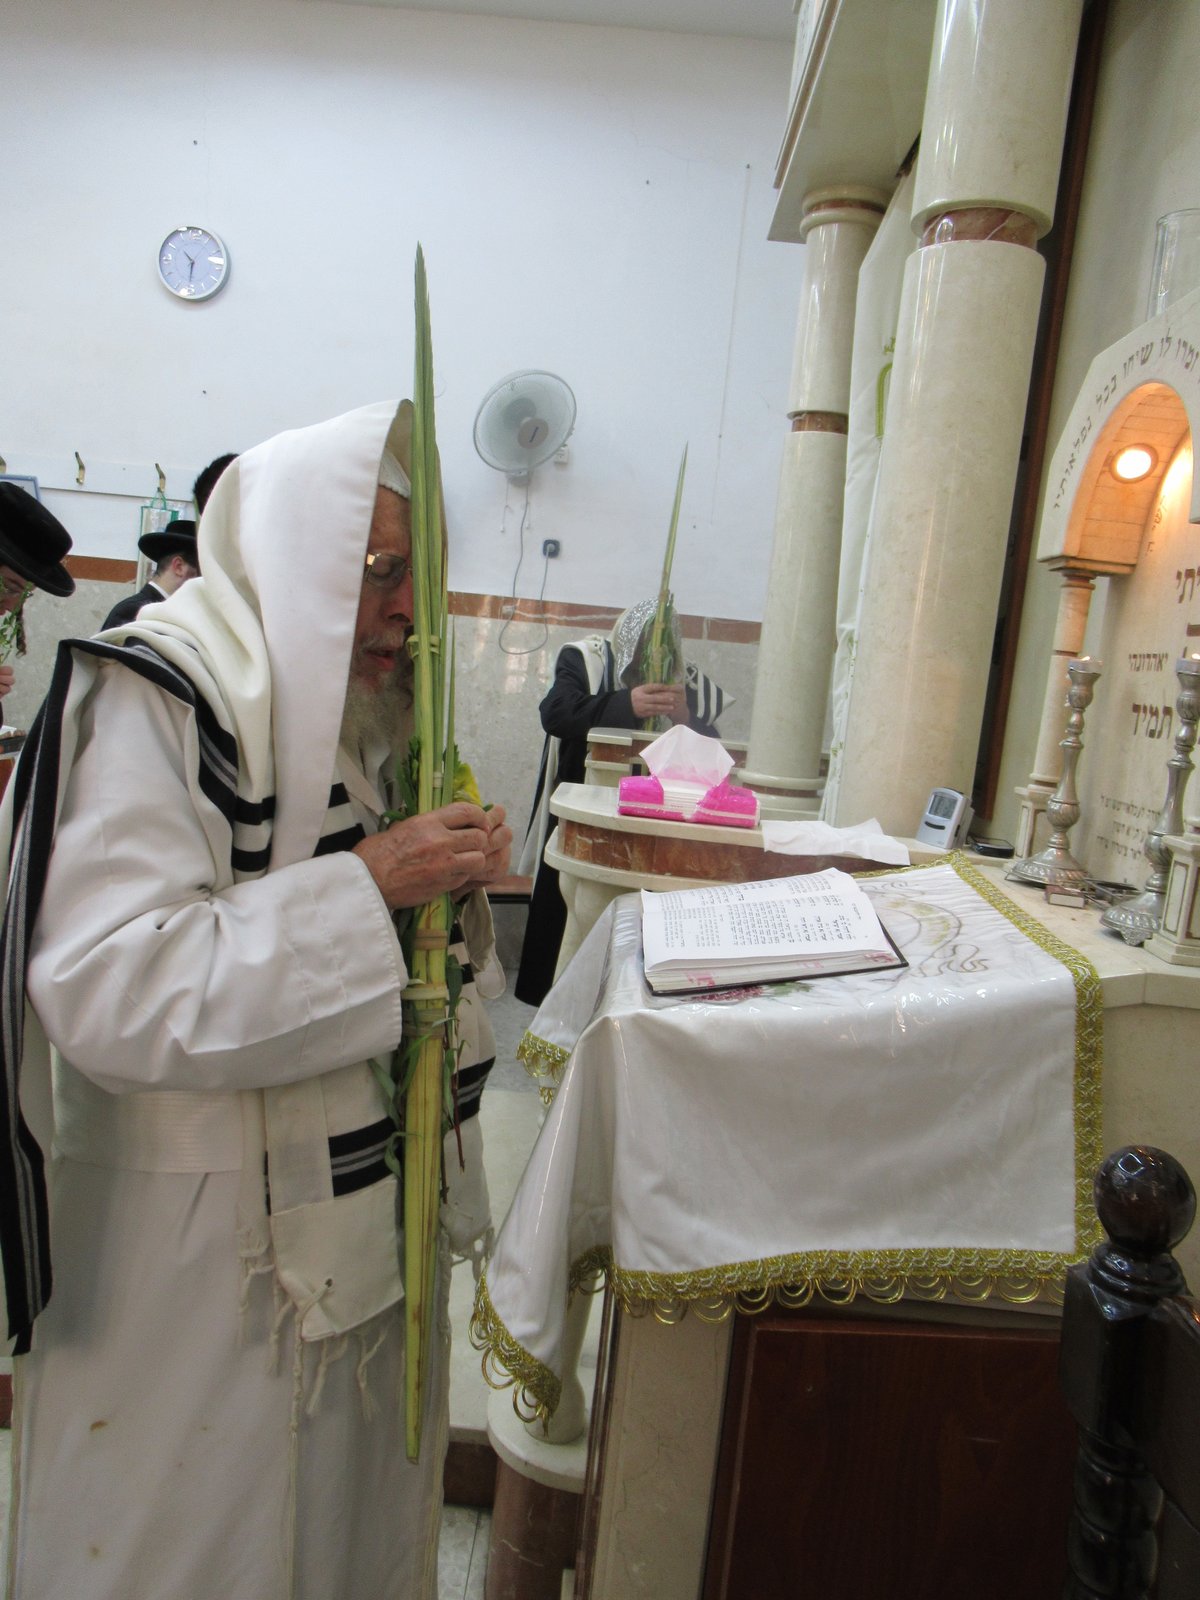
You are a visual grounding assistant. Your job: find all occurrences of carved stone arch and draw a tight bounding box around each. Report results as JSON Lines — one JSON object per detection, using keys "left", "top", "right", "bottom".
{"left": 1055, "top": 382, "right": 1189, "bottom": 572}
{"left": 1038, "top": 285, "right": 1200, "bottom": 573}
{"left": 1014, "top": 289, "right": 1200, "bottom": 859}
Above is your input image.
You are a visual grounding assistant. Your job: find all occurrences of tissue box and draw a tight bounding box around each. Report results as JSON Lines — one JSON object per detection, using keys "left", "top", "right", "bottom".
{"left": 618, "top": 775, "right": 759, "bottom": 829}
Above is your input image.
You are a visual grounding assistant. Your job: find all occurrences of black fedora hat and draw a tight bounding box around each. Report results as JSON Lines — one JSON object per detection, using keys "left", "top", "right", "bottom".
{"left": 139, "top": 519, "right": 199, "bottom": 565}
{"left": 0, "top": 482, "right": 75, "bottom": 597}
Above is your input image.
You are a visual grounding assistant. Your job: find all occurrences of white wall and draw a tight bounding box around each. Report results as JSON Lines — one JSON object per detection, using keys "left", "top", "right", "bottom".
{"left": 1, "top": 0, "right": 799, "bottom": 623}
{"left": 993, "top": 0, "right": 1200, "bottom": 837}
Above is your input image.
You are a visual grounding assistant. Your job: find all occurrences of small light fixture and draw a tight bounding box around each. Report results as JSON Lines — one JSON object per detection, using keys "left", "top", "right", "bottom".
{"left": 1110, "top": 445, "right": 1157, "bottom": 483}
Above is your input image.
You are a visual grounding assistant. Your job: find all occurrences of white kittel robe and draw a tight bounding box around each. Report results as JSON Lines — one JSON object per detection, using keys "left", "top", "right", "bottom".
{"left": 3, "top": 401, "right": 484, "bottom": 1600}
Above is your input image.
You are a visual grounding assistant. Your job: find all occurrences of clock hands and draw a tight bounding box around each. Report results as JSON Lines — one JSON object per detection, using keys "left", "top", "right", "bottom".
{"left": 159, "top": 229, "right": 228, "bottom": 299}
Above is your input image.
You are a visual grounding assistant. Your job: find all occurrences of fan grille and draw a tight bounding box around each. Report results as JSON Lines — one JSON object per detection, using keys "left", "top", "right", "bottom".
{"left": 474, "top": 370, "right": 576, "bottom": 474}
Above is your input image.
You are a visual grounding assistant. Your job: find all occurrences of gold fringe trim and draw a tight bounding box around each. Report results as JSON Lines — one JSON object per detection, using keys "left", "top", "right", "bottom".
{"left": 944, "top": 853, "right": 1105, "bottom": 1264}
{"left": 468, "top": 1269, "right": 560, "bottom": 1424}
{"left": 517, "top": 1029, "right": 570, "bottom": 1108}
{"left": 469, "top": 1239, "right": 1078, "bottom": 1417}
{"left": 469, "top": 1256, "right": 608, "bottom": 1424}
{"left": 603, "top": 1242, "right": 1073, "bottom": 1322}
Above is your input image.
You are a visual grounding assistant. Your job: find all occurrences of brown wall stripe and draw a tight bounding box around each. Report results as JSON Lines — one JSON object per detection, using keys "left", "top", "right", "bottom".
{"left": 68, "top": 570, "right": 762, "bottom": 645}
{"left": 66, "top": 555, "right": 138, "bottom": 582}
{"left": 446, "top": 592, "right": 761, "bottom": 643}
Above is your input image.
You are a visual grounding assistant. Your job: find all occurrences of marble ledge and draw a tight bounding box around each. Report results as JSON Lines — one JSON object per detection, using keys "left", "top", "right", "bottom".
{"left": 487, "top": 1388, "right": 589, "bottom": 1496}
{"left": 970, "top": 861, "right": 1200, "bottom": 1012}
{"left": 548, "top": 783, "right": 941, "bottom": 884}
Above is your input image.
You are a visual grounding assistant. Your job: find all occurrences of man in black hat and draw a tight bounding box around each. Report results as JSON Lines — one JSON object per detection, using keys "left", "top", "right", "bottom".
{"left": 0, "top": 481, "right": 76, "bottom": 705}
{"left": 101, "top": 519, "right": 200, "bottom": 630}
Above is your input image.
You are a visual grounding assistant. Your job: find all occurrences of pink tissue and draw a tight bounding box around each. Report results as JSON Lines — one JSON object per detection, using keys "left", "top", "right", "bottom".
{"left": 693, "top": 780, "right": 759, "bottom": 828}
{"left": 617, "top": 775, "right": 685, "bottom": 821}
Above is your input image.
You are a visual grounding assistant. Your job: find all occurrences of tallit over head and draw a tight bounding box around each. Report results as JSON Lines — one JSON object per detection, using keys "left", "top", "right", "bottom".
{"left": 611, "top": 596, "right": 683, "bottom": 687}
{"left": 112, "top": 398, "right": 416, "bottom": 869}
{"left": 0, "top": 398, "right": 425, "bottom": 1349}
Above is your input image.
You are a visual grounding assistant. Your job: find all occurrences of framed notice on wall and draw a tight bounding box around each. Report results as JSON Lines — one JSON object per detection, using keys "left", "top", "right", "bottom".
{"left": 136, "top": 494, "right": 192, "bottom": 586}
{"left": 0, "top": 475, "right": 42, "bottom": 501}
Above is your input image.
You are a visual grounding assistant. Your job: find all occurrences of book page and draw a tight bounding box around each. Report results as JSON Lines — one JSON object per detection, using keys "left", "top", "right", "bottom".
{"left": 641, "top": 870, "right": 890, "bottom": 968}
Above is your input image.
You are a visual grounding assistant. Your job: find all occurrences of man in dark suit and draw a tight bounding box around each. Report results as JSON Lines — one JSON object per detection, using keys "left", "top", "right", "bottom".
{"left": 0, "top": 481, "right": 76, "bottom": 713}
{"left": 102, "top": 520, "right": 200, "bottom": 630}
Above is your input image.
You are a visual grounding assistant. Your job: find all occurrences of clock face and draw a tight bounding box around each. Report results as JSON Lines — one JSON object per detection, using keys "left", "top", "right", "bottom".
{"left": 157, "top": 226, "right": 229, "bottom": 301}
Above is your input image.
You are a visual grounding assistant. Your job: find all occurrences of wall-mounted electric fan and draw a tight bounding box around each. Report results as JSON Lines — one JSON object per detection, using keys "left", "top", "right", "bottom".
{"left": 473, "top": 369, "right": 577, "bottom": 477}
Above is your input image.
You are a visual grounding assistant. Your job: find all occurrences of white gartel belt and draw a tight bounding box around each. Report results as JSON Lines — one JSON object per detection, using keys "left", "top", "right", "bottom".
{"left": 53, "top": 1056, "right": 245, "bottom": 1172}
{"left": 53, "top": 1052, "right": 408, "bottom": 1342}
{"left": 51, "top": 1054, "right": 390, "bottom": 1176}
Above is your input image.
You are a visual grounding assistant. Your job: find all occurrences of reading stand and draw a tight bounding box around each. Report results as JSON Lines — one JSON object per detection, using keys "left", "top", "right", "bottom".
{"left": 474, "top": 856, "right": 1200, "bottom": 1600}
{"left": 542, "top": 781, "right": 940, "bottom": 981}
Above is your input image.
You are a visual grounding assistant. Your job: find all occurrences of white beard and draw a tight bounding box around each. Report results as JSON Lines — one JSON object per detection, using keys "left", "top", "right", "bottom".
{"left": 339, "top": 666, "right": 412, "bottom": 757}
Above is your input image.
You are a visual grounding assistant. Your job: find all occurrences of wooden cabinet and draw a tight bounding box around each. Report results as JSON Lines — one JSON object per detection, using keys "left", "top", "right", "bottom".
{"left": 702, "top": 1309, "right": 1076, "bottom": 1600}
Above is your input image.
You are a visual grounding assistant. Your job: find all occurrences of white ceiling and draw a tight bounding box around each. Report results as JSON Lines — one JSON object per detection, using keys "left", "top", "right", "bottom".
{"left": 310, "top": 0, "right": 796, "bottom": 44}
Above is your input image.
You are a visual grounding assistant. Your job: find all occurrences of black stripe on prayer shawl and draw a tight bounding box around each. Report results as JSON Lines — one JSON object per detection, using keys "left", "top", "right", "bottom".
{"left": 684, "top": 661, "right": 725, "bottom": 727}
{"left": 0, "top": 646, "right": 77, "bottom": 1349}
{"left": 329, "top": 1116, "right": 396, "bottom": 1195}
{"left": 313, "top": 780, "right": 366, "bottom": 857}
{"left": 0, "top": 637, "right": 278, "bottom": 1349}
{"left": 120, "top": 642, "right": 275, "bottom": 877}
{"left": 313, "top": 826, "right": 366, "bottom": 857}
{"left": 454, "top": 1057, "right": 495, "bottom": 1124}
{"left": 263, "top": 1117, "right": 398, "bottom": 1212}
{"left": 231, "top": 841, "right": 272, "bottom": 874}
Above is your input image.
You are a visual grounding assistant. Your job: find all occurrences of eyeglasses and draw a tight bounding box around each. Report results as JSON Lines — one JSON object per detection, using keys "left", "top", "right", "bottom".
{"left": 363, "top": 551, "right": 410, "bottom": 590}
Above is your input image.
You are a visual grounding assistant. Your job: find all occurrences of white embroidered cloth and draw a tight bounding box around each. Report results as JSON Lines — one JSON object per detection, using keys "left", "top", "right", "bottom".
{"left": 473, "top": 860, "right": 1102, "bottom": 1417}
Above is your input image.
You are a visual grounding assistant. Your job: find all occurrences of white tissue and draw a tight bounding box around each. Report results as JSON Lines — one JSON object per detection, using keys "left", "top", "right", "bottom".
{"left": 760, "top": 817, "right": 910, "bottom": 865}
{"left": 640, "top": 724, "right": 734, "bottom": 786}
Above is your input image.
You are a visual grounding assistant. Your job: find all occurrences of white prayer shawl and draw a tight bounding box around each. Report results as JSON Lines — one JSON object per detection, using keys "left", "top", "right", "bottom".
{"left": 3, "top": 401, "right": 471, "bottom": 1599}
{"left": 516, "top": 623, "right": 730, "bottom": 880}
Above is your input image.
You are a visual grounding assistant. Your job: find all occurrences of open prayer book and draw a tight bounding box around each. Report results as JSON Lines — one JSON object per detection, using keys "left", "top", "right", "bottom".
{"left": 640, "top": 869, "right": 906, "bottom": 994}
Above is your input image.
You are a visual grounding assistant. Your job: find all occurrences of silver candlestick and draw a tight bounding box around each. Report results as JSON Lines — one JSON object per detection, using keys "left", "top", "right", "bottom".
{"left": 1010, "top": 657, "right": 1102, "bottom": 890}
{"left": 1101, "top": 653, "right": 1200, "bottom": 946}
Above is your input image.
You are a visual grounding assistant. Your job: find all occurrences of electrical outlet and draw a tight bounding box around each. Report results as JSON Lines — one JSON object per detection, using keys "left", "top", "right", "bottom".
{"left": 542, "top": 539, "right": 561, "bottom": 559}
{"left": 554, "top": 445, "right": 570, "bottom": 465}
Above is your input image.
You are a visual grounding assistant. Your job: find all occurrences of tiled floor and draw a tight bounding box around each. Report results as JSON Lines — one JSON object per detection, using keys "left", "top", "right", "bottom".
{"left": 438, "top": 1504, "right": 491, "bottom": 1600}
{"left": 0, "top": 977, "right": 548, "bottom": 1600}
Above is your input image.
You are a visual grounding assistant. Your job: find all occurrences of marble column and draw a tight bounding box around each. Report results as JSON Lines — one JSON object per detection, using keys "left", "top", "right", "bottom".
{"left": 742, "top": 186, "right": 886, "bottom": 816}
{"left": 1014, "top": 564, "right": 1097, "bottom": 856}
{"left": 832, "top": 0, "right": 1083, "bottom": 835}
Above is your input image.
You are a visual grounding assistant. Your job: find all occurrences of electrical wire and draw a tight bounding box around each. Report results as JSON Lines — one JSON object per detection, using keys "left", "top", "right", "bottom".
{"left": 498, "top": 473, "right": 550, "bottom": 656}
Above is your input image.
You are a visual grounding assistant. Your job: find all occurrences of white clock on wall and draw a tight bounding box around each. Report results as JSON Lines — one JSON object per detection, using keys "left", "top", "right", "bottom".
{"left": 157, "top": 226, "right": 230, "bottom": 301}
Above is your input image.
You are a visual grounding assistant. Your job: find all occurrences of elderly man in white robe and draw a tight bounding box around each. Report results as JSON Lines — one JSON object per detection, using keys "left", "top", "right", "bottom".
{"left": 0, "top": 400, "right": 511, "bottom": 1600}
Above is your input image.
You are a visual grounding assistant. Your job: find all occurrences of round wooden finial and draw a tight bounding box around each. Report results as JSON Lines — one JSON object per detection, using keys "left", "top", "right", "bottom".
{"left": 1094, "top": 1146, "right": 1196, "bottom": 1256}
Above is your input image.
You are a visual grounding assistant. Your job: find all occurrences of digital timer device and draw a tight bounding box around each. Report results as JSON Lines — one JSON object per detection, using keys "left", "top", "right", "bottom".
{"left": 915, "top": 786, "right": 973, "bottom": 849}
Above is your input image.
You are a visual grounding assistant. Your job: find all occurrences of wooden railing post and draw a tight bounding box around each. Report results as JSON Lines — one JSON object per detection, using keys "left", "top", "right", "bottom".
{"left": 1061, "top": 1145, "right": 1197, "bottom": 1598}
